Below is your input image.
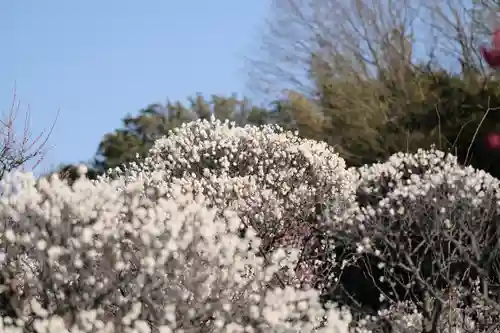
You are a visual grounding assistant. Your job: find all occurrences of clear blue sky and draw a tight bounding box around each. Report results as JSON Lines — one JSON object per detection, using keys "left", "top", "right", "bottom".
{"left": 0, "top": 1, "right": 269, "bottom": 174}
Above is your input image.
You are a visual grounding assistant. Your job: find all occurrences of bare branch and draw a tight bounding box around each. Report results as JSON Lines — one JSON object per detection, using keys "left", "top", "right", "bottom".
{"left": 0, "top": 87, "right": 58, "bottom": 180}
{"left": 249, "top": 0, "right": 492, "bottom": 99}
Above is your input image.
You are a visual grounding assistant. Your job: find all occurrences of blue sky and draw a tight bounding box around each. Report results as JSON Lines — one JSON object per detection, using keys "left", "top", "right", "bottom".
{"left": 0, "top": 1, "right": 269, "bottom": 174}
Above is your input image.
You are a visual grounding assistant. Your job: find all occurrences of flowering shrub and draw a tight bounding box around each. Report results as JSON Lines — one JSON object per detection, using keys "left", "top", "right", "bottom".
{"left": 327, "top": 147, "right": 500, "bottom": 332}
{"left": 0, "top": 119, "right": 357, "bottom": 332}
{"left": 104, "top": 118, "right": 356, "bottom": 288}
{"left": 0, "top": 169, "right": 352, "bottom": 332}
{"left": 5, "top": 116, "right": 500, "bottom": 333}
{"left": 373, "top": 284, "right": 500, "bottom": 333}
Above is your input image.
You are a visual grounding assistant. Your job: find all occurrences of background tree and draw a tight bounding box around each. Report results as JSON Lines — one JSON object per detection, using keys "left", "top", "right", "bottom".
{"left": 249, "top": 0, "right": 500, "bottom": 176}
{"left": 249, "top": 0, "right": 490, "bottom": 98}
{"left": 272, "top": 62, "right": 500, "bottom": 177}
{"left": 93, "top": 94, "right": 275, "bottom": 172}
{"left": 45, "top": 162, "right": 99, "bottom": 185}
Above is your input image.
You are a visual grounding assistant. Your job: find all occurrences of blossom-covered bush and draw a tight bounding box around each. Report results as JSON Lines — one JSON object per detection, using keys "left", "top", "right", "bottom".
{"left": 327, "top": 147, "right": 500, "bottom": 332}
{"left": 0, "top": 118, "right": 358, "bottom": 332}
{"left": 103, "top": 118, "right": 356, "bottom": 288}
{"left": 0, "top": 169, "right": 352, "bottom": 332}
{"left": 5, "top": 115, "right": 500, "bottom": 333}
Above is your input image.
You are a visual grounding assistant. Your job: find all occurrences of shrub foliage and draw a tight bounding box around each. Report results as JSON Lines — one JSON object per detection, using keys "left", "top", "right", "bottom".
{"left": 1, "top": 119, "right": 500, "bottom": 332}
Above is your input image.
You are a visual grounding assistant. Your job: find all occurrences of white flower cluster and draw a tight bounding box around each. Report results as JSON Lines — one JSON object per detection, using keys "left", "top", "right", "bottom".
{"left": 103, "top": 118, "right": 356, "bottom": 288}
{"left": 4, "top": 117, "right": 500, "bottom": 333}
{"left": 330, "top": 147, "right": 500, "bottom": 332}
{"left": 0, "top": 118, "right": 354, "bottom": 332}
{"left": 345, "top": 147, "right": 500, "bottom": 248}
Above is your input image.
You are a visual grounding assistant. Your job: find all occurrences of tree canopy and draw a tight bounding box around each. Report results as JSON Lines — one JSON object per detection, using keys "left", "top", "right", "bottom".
{"left": 94, "top": 95, "right": 276, "bottom": 172}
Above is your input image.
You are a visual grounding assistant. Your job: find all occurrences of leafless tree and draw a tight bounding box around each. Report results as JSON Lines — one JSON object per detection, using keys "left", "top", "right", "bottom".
{"left": 248, "top": 0, "right": 493, "bottom": 100}
{"left": 0, "top": 88, "right": 58, "bottom": 180}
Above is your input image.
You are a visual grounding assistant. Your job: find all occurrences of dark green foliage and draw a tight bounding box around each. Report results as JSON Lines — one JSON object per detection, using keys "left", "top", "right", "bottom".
{"left": 43, "top": 163, "right": 101, "bottom": 185}
{"left": 392, "top": 69, "right": 500, "bottom": 179}
{"left": 279, "top": 63, "right": 500, "bottom": 178}
{"left": 93, "top": 95, "right": 275, "bottom": 172}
